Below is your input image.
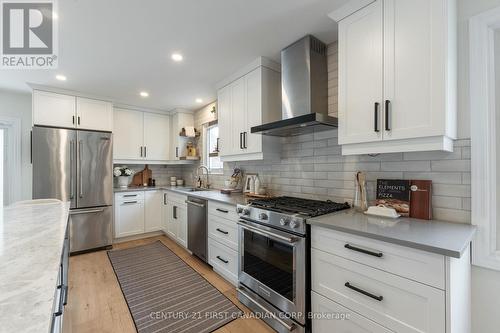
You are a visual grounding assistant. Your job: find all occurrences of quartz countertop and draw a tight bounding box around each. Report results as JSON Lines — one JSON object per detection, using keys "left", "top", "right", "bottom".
{"left": 307, "top": 209, "right": 476, "bottom": 258}
{"left": 0, "top": 201, "right": 70, "bottom": 333}
{"left": 114, "top": 186, "right": 249, "bottom": 206}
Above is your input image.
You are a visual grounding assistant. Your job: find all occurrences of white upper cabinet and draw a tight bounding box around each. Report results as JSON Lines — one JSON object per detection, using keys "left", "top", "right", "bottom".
{"left": 33, "top": 90, "right": 76, "bottom": 129}
{"left": 338, "top": 0, "right": 384, "bottom": 145}
{"left": 216, "top": 57, "right": 281, "bottom": 162}
{"left": 113, "top": 108, "right": 144, "bottom": 160}
{"left": 113, "top": 108, "right": 172, "bottom": 163}
{"left": 144, "top": 112, "right": 170, "bottom": 161}
{"left": 33, "top": 90, "right": 113, "bottom": 131}
{"left": 169, "top": 111, "right": 194, "bottom": 160}
{"left": 331, "top": 0, "right": 457, "bottom": 155}
{"left": 76, "top": 97, "right": 113, "bottom": 132}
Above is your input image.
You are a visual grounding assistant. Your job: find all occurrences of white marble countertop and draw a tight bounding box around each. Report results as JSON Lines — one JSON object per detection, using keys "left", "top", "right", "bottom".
{"left": 308, "top": 209, "right": 476, "bottom": 258}
{"left": 114, "top": 186, "right": 250, "bottom": 206}
{"left": 0, "top": 201, "right": 70, "bottom": 333}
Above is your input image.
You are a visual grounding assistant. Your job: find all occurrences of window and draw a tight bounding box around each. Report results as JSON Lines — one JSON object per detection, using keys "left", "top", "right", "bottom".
{"left": 205, "top": 123, "right": 223, "bottom": 173}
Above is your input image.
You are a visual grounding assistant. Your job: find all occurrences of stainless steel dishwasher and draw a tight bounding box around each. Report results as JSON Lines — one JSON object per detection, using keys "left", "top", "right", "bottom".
{"left": 186, "top": 196, "right": 208, "bottom": 262}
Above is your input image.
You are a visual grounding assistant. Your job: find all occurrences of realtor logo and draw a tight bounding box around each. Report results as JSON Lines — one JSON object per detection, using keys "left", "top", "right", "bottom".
{"left": 1, "top": 0, "right": 58, "bottom": 68}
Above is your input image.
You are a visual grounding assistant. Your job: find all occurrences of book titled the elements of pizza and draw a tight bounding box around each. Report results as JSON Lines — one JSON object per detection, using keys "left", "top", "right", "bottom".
{"left": 376, "top": 179, "right": 410, "bottom": 216}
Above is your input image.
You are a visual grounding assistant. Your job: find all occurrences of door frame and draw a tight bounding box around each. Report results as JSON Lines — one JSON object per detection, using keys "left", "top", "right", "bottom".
{"left": 0, "top": 116, "right": 22, "bottom": 205}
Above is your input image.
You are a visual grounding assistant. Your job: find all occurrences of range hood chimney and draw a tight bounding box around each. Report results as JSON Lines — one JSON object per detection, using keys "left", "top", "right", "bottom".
{"left": 251, "top": 35, "right": 338, "bottom": 137}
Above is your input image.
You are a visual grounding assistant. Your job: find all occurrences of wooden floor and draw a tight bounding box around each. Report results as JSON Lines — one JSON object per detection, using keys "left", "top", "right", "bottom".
{"left": 63, "top": 235, "right": 274, "bottom": 333}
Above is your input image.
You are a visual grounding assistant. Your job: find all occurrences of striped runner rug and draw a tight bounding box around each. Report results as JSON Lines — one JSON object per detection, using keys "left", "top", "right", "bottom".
{"left": 107, "top": 241, "right": 242, "bottom": 333}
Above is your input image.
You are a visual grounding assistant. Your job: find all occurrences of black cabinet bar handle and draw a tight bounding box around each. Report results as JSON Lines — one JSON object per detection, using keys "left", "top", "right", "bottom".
{"left": 216, "top": 228, "right": 229, "bottom": 235}
{"left": 216, "top": 208, "right": 229, "bottom": 213}
{"left": 123, "top": 201, "right": 137, "bottom": 204}
{"left": 216, "top": 256, "right": 229, "bottom": 264}
{"left": 164, "top": 193, "right": 167, "bottom": 205}
{"left": 345, "top": 244, "right": 383, "bottom": 257}
{"left": 140, "top": 146, "right": 143, "bottom": 157}
{"left": 144, "top": 146, "right": 147, "bottom": 158}
{"left": 240, "top": 132, "right": 243, "bottom": 149}
{"left": 72, "top": 115, "right": 75, "bottom": 125}
{"left": 345, "top": 282, "right": 383, "bottom": 301}
{"left": 385, "top": 100, "right": 391, "bottom": 131}
{"left": 173, "top": 206, "right": 177, "bottom": 219}
{"left": 176, "top": 147, "right": 179, "bottom": 158}
{"left": 77, "top": 116, "right": 81, "bottom": 125}
{"left": 374, "top": 102, "right": 380, "bottom": 132}
{"left": 123, "top": 194, "right": 137, "bottom": 197}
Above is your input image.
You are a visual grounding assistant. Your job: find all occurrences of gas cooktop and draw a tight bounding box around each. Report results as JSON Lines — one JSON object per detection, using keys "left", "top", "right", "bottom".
{"left": 248, "top": 196, "right": 350, "bottom": 217}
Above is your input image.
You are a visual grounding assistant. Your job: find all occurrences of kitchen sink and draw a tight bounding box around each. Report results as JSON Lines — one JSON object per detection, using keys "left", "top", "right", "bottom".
{"left": 179, "top": 187, "right": 209, "bottom": 192}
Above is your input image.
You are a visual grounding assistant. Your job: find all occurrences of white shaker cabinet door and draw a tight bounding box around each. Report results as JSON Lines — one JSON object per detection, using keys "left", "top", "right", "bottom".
{"left": 76, "top": 97, "right": 113, "bottom": 132}
{"left": 383, "top": 0, "right": 452, "bottom": 141}
{"left": 244, "top": 68, "right": 263, "bottom": 154}
{"left": 33, "top": 90, "right": 76, "bottom": 128}
{"left": 113, "top": 108, "right": 144, "bottom": 160}
{"left": 175, "top": 205, "right": 188, "bottom": 248}
{"left": 337, "top": 0, "right": 384, "bottom": 145}
{"left": 114, "top": 200, "right": 145, "bottom": 238}
{"left": 145, "top": 191, "right": 163, "bottom": 232}
{"left": 144, "top": 112, "right": 170, "bottom": 161}
{"left": 217, "top": 84, "right": 234, "bottom": 157}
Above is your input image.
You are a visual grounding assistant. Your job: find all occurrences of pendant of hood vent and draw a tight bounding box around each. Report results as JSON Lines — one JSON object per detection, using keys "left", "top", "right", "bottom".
{"left": 251, "top": 35, "right": 338, "bottom": 137}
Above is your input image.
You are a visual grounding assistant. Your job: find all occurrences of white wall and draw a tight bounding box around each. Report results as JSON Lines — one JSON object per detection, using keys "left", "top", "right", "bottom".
{"left": 0, "top": 129, "right": 3, "bottom": 206}
{"left": 0, "top": 89, "right": 32, "bottom": 201}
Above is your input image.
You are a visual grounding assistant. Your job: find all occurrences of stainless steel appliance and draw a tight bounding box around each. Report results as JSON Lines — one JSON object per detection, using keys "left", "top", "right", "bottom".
{"left": 186, "top": 196, "right": 208, "bottom": 262}
{"left": 237, "top": 197, "right": 350, "bottom": 333}
{"left": 32, "top": 126, "right": 113, "bottom": 253}
{"left": 251, "top": 35, "right": 338, "bottom": 137}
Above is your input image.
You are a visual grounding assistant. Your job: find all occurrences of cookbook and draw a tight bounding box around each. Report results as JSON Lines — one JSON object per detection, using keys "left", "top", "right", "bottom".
{"left": 376, "top": 179, "right": 410, "bottom": 216}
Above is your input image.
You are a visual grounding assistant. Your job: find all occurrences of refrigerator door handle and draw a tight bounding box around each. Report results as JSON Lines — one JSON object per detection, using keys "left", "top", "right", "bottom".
{"left": 70, "top": 140, "right": 75, "bottom": 199}
{"left": 79, "top": 140, "right": 83, "bottom": 198}
{"left": 70, "top": 208, "right": 105, "bottom": 215}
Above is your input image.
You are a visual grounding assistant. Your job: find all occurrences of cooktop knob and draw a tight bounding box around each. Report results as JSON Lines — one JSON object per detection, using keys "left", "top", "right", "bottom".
{"left": 259, "top": 213, "right": 268, "bottom": 220}
{"left": 280, "top": 218, "right": 289, "bottom": 226}
{"left": 289, "top": 220, "right": 299, "bottom": 229}
{"left": 237, "top": 207, "right": 243, "bottom": 214}
{"left": 243, "top": 208, "right": 251, "bottom": 215}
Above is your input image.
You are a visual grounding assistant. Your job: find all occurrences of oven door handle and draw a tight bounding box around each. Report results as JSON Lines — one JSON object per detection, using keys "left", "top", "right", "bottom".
{"left": 238, "top": 221, "right": 298, "bottom": 244}
{"left": 238, "top": 288, "right": 296, "bottom": 331}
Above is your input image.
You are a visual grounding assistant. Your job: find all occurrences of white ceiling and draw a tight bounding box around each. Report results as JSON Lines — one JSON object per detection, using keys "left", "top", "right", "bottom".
{"left": 0, "top": 0, "right": 348, "bottom": 111}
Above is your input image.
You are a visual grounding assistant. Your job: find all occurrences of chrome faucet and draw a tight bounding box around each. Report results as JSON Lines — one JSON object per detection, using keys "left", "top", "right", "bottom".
{"left": 195, "top": 165, "right": 210, "bottom": 189}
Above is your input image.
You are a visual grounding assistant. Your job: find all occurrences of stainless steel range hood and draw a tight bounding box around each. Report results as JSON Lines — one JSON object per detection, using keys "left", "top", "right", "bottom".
{"left": 251, "top": 35, "right": 338, "bottom": 137}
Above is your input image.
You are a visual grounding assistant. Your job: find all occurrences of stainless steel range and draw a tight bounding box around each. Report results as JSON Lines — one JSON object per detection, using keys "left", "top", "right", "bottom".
{"left": 236, "top": 197, "right": 350, "bottom": 333}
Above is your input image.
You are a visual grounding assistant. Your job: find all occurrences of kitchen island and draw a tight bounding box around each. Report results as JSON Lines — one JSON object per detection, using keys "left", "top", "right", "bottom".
{"left": 0, "top": 201, "right": 70, "bottom": 333}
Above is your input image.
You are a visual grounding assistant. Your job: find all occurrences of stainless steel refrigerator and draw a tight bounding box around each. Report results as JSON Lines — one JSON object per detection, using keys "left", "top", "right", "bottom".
{"left": 32, "top": 126, "right": 113, "bottom": 253}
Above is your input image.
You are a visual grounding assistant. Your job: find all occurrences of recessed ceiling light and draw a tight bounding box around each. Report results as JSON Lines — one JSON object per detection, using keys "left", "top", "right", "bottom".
{"left": 140, "top": 91, "right": 149, "bottom": 97}
{"left": 171, "top": 53, "right": 183, "bottom": 62}
{"left": 53, "top": 12, "right": 59, "bottom": 20}
{"left": 55, "top": 74, "right": 67, "bottom": 81}
{"left": 195, "top": 98, "right": 203, "bottom": 103}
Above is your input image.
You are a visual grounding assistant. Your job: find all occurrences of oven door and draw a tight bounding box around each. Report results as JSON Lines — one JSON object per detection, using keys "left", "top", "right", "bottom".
{"left": 238, "top": 219, "right": 306, "bottom": 325}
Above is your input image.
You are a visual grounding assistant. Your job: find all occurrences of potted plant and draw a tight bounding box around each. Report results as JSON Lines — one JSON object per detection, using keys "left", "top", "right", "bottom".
{"left": 114, "top": 166, "right": 133, "bottom": 187}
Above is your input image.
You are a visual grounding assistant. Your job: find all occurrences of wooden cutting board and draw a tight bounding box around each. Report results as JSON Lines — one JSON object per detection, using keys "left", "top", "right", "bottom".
{"left": 132, "top": 165, "right": 152, "bottom": 186}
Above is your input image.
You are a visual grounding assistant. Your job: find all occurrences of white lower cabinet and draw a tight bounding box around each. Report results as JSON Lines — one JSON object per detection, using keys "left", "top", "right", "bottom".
{"left": 145, "top": 190, "right": 163, "bottom": 232}
{"left": 208, "top": 238, "right": 238, "bottom": 286}
{"left": 114, "top": 192, "right": 145, "bottom": 238}
{"left": 312, "top": 292, "right": 393, "bottom": 333}
{"left": 163, "top": 192, "right": 188, "bottom": 248}
{"left": 207, "top": 203, "right": 239, "bottom": 286}
{"left": 311, "top": 226, "right": 470, "bottom": 333}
